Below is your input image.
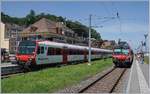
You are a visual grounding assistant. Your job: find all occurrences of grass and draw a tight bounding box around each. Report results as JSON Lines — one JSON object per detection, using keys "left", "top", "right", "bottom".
{"left": 144, "top": 56, "right": 149, "bottom": 64}
{"left": 1, "top": 58, "right": 113, "bottom": 93}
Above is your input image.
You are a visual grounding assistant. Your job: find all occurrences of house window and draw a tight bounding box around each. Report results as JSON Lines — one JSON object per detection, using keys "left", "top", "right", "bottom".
{"left": 4, "top": 29, "right": 10, "bottom": 39}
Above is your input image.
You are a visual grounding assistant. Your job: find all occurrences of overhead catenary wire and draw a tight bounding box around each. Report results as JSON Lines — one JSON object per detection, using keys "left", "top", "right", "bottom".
{"left": 67, "top": 15, "right": 117, "bottom": 29}
{"left": 93, "top": 17, "right": 116, "bottom": 27}
{"left": 111, "top": 2, "right": 123, "bottom": 41}
{"left": 111, "top": 2, "right": 119, "bottom": 17}
{"left": 65, "top": 2, "right": 125, "bottom": 40}
{"left": 102, "top": 2, "right": 112, "bottom": 17}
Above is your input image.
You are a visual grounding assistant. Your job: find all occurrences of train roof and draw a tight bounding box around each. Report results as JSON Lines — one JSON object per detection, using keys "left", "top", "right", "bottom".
{"left": 38, "top": 41, "right": 112, "bottom": 52}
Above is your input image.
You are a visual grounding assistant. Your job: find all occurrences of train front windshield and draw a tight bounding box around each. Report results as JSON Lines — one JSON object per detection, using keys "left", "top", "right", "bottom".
{"left": 122, "top": 50, "right": 129, "bottom": 55}
{"left": 18, "top": 41, "right": 36, "bottom": 54}
{"left": 114, "top": 49, "right": 129, "bottom": 55}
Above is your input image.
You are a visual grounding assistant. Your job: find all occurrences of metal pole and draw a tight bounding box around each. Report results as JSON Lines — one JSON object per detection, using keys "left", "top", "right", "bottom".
{"left": 16, "top": 29, "right": 18, "bottom": 54}
{"left": 88, "top": 14, "right": 92, "bottom": 65}
{"left": 141, "top": 41, "right": 143, "bottom": 53}
{"left": 144, "top": 34, "right": 148, "bottom": 53}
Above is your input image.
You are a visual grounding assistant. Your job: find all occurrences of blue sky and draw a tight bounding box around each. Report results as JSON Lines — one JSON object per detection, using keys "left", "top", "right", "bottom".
{"left": 1, "top": 1, "right": 149, "bottom": 51}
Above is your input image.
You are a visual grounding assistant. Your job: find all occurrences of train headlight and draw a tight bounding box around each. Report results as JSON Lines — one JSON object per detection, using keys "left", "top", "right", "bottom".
{"left": 16, "top": 57, "right": 19, "bottom": 61}
{"left": 29, "top": 58, "right": 32, "bottom": 61}
{"left": 29, "top": 56, "right": 34, "bottom": 61}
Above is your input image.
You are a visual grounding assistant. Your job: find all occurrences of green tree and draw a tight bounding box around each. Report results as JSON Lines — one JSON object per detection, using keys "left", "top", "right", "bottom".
{"left": 1, "top": 11, "right": 102, "bottom": 40}
{"left": 25, "top": 10, "right": 36, "bottom": 26}
{"left": 91, "top": 29, "right": 101, "bottom": 40}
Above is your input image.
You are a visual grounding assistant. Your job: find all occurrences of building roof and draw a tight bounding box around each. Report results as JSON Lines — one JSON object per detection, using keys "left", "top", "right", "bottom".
{"left": 21, "top": 18, "right": 57, "bottom": 34}
{"left": 21, "top": 18, "right": 74, "bottom": 34}
{"left": 4, "top": 23, "right": 24, "bottom": 31}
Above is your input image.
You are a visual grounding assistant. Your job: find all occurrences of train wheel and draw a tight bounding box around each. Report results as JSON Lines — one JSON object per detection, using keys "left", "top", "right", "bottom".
{"left": 114, "top": 65, "right": 117, "bottom": 67}
{"left": 116, "top": 64, "right": 120, "bottom": 67}
{"left": 23, "top": 63, "right": 31, "bottom": 72}
{"left": 127, "top": 63, "right": 132, "bottom": 68}
{"left": 113, "top": 62, "right": 118, "bottom": 67}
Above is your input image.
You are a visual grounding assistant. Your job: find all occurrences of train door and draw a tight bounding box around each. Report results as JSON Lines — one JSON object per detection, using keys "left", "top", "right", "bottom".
{"left": 36, "top": 45, "right": 48, "bottom": 65}
{"left": 62, "top": 47, "right": 68, "bottom": 64}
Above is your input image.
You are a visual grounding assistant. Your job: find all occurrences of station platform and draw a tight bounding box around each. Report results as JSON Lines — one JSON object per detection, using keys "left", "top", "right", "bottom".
{"left": 1, "top": 63, "right": 18, "bottom": 68}
{"left": 1, "top": 63, "right": 21, "bottom": 75}
{"left": 126, "top": 59, "right": 150, "bottom": 93}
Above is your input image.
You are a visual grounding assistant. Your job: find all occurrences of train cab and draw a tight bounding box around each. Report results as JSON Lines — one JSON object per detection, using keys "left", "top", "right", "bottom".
{"left": 16, "top": 40, "right": 37, "bottom": 66}
{"left": 112, "top": 46, "right": 133, "bottom": 67}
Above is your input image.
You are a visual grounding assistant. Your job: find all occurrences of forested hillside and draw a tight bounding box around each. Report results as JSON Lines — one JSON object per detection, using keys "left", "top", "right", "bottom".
{"left": 1, "top": 10, "right": 101, "bottom": 40}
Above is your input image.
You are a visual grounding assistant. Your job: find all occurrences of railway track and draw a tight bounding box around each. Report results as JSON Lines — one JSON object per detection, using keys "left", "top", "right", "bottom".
{"left": 1, "top": 72, "right": 25, "bottom": 79}
{"left": 1, "top": 64, "right": 24, "bottom": 79}
{"left": 78, "top": 67, "right": 127, "bottom": 93}
{"left": 1, "top": 63, "right": 62, "bottom": 79}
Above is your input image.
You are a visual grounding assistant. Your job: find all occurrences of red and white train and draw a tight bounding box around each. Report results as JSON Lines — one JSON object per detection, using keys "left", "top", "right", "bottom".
{"left": 16, "top": 40, "right": 112, "bottom": 67}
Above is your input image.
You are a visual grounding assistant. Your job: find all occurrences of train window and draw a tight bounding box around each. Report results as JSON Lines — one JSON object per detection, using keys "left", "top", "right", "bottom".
{"left": 79, "top": 50, "right": 81, "bottom": 55}
{"left": 69, "top": 49, "right": 71, "bottom": 55}
{"left": 47, "top": 47, "right": 61, "bottom": 55}
{"left": 69, "top": 49, "right": 73, "bottom": 55}
{"left": 37, "top": 46, "right": 44, "bottom": 54}
{"left": 78, "top": 50, "right": 82, "bottom": 55}
{"left": 74, "top": 50, "right": 77, "bottom": 55}
{"left": 53, "top": 48, "right": 56, "bottom": 55}
{"left": 72, "top": 50, "right": 76, "bottom": 55}
{"left": 72, "top": 50, "right": 74, "bottom": 55}
{"left": 78, "top": 50, "right": 81, "bottom": 55}
{"left": 91, "top": 51, "right": 94, "bottom": 55}
{"left": 41, "top": 46, "right": 44, "bottom": 54}
{"left": 70, "top": 50, "right": 73, "bottom": 55}
{"left": 77, "top": 50, "right": 79, "bottom": 55}
{"left": 37, "top": 47, "right": 40, "bottom": 54}
{"left": 78, "top": 50, "right": 79, "bottom": 54}
{"left": 70, "top": 49, "right": 83, "bottom": 55}
{"left": 47, "top": 47, "right": 53, "bottom": 55}
{"left": 56, "top": 48, "right": 61, "bottom": 55}
{"left": 72, "top": 50, "right": 75, "bottom": 55}
{"left": 75, "top": 50, "right": 78, "bottom": 55}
